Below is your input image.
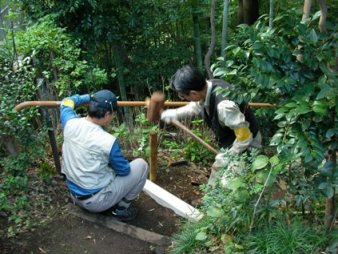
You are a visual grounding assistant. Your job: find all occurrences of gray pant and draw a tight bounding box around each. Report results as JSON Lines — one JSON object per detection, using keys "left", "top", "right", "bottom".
{"left": 71, "top": 158, "right": 149, "bottom": 212}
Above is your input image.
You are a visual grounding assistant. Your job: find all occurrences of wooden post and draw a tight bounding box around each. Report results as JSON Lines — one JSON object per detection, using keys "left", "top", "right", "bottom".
{"left": 149, "top": 130, "right": 158, "bottom": 182}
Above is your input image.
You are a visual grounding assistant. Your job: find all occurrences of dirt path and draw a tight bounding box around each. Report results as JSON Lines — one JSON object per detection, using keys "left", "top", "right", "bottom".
{"left": 1, "top": 162, "right": 207, "bottom": 254}
{"left": 2, "top": 214, "right": 153, "bottom": 254}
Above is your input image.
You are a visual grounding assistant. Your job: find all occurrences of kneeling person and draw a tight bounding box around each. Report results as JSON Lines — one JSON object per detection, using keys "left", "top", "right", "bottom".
{"left": 60, "top": 89, "right": 149, "bottom": 221}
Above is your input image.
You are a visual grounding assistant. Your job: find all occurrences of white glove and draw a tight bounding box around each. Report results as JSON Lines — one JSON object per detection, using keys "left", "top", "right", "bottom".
{"left": 208, "top": 153, "right": 229, "bottom": 187}
{"left": 212, "top": 153, "right": 230, "bottom": 170}
{"left": 208, "top": 152, "right": 246, "bottom": 188}
{"left": 207, "top": 168, "right": 218, "bottom": 187}
{"left": 161, "top": 109, "right": 178, "bottom": 124}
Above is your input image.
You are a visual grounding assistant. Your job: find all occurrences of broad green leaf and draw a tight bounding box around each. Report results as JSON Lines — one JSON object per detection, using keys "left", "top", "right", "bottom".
{"left": 273, "top": 113, "right": 285, "bottom": 120}
{"left": 232, "top": 47, "right": 241, "bottom": 56}
{"left": 319, "top": 161, "right": 334, "bottom": 176}
{"left": 308, "top": 29, "right": 318, "bottom": 43}
{"left": 227, "top": 69, "right": 238, "bottom": 76}
{"left": 269, "top": 155, "right": 280, "bottom": 166}
{"left": 206, "top": 207, "right": 223, "bottom": 218}
{"left": 316, "top": 84, "right": 333, "bottom": 100}
{"left": 234, "top": 189, "right": 250, "bottom": 202}
{"left": 252, "top": 155, "right": 269, "bottom": 171}
{"left": 270, "top": 132, "right": 283, "bottom": 145}
{"left": 284, "top": 102, "right": 297, "bottom": 108}
{"left": 312, "top": 100, "right": 327, "bottom": 116}
{"left": 256, "top": 171, "right": 275, "bottom": 185}
{"left": 277, "top": 121, "right": 287, "bottom": 128}
{"left": 228, "top": 178, "right": 244, "bottom": 191}
{"left": 294, "top": 105, "right": 310, "bottom": 115}
{"left": 221, "top": 234, "right": 233, "bottom": 244}
{"left": 273, "top": 164, "right": 285, "bottom": 173}
{"left": 318, "top": 182, "right": 328, "bottom": 190}
{"left": 323, "top": 185, "right": 334, "bottom": 198}
{"left": 195, "top": 231, "right": 207, "bottom": 241}
{"left": 325, "top": 129, "right": 335, "bottom": 139}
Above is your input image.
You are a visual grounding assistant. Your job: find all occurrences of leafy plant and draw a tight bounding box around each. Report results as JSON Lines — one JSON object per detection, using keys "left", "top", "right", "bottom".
{"left": 15, "top": 14, "right": 108, "bottom": 96}
{"left": 244, "top": 218, "right": 328, "bottom": 254}
{"left": 170, "top": 218, "right": 213, "bottom": 254}
{"left": 183, "top": 119, "right": 214, "bottom": 165}
{"left": 213, "top": 7, "right": 337, "bottom": 231}
{"left": 37, "top": 161, "right": 57, "bottom": 183}
{"left": 171, "top": 149, "right": 329, "bottom": 253}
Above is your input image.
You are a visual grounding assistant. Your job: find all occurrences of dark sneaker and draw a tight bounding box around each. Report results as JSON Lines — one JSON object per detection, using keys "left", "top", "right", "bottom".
{"left": 112, "top": 206, "right": 138, "bottom": 222}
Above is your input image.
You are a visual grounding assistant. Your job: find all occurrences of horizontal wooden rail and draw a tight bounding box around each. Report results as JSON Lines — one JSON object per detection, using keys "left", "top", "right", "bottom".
{"left": 14, "top": 100, "right": 274, "bottom": 111}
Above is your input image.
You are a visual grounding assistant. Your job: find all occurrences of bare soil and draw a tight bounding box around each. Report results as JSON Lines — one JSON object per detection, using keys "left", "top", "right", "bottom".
{"left": 0, "top": 153, "right": 210, "bottom": 254}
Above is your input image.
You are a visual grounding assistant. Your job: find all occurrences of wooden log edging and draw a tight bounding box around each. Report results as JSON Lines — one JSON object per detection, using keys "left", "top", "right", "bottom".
{"left": 66, "top": 204, "right": 172, "bottom": 247}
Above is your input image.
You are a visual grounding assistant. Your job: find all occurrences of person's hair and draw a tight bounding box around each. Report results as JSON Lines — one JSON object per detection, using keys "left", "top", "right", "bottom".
{"left": 170, "top": 65, "right": 206, "bottom": 95}
{"left": 87, "top": 102, "right": 112, "bottom": 119}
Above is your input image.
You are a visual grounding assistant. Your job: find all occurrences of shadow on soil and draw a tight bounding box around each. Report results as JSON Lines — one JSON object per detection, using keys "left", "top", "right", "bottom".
{"left": 0, "top": 161, "right": 208, "bottom": 254}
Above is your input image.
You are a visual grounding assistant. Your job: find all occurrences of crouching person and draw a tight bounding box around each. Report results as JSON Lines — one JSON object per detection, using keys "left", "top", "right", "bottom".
{"left": 60, "top": 89, "right": 149, "bottom": 221}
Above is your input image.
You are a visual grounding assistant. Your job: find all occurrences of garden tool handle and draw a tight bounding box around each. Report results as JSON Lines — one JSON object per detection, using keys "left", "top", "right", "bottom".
{"left": 170, "top": 119, "right": 218, "bottom": 155}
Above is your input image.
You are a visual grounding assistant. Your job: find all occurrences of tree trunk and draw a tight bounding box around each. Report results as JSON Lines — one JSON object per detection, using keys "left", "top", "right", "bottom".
{"left": 10, "top": 21, "right": 18, "bottom": 66}
{"left": 204, "top": 0, "right": 216, "bottom": 79}
{"left": 112, "top": 45, "right": 133, "bottom": 127}
{"left": 297, "top": 0, "right": 312, "bottom": 63}
{"left": 269, "top": 0, "right": 274, "bottom": 29}
{"left": 191, "top": 0, "right": 203, "bottom": 71}
{"left": 324, "top": 32, "right": 338, "bottom": 232}
{"left": 317, "top": 0, "right": 327, "bottom": 32}
{"left": 221, "top": 0, "right": 230, "bottom": 57}
{"left": 1, "top": 137, "right": 19, "bottom": 156}
{"left": 302, "top": 0, "right": 312, "bottom": 22}
{"left": 325, "top": 150, "right": 336, "bottom": 232}
{"left": 237, "top": 0, "right": 260, "bottom": 25}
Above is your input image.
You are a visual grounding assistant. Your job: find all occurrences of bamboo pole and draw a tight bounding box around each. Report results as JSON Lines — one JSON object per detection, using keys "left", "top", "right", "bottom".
{"left": 14, "top": 100, "right": 274, "bottom": 111}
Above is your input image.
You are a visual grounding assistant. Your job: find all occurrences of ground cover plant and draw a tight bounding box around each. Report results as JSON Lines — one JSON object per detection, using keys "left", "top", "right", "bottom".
{"left": 170, "top": 6, "right": 337, "bottom": 254}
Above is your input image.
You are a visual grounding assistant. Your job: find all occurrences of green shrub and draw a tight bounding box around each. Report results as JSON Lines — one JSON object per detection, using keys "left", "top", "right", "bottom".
{"left": 244, "top": 218, "right": 327, "bottom": 254}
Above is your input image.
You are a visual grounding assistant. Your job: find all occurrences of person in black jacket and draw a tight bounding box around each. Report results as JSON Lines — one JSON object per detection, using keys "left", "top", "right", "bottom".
{"left": 161, "top": 65, "right": 261, "bottom": 185}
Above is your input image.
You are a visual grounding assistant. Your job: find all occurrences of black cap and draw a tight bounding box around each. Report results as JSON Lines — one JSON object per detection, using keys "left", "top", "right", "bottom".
{"left": 90, "top": 90, "right": 118, "bottom": 111}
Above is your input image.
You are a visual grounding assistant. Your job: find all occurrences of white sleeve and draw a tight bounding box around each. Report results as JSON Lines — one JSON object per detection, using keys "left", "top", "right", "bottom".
{"left": 217, "top": 100, "right": 253, "bottom": 154}
{"left": 175, "top": 101, "right": 203, "bottom": 119}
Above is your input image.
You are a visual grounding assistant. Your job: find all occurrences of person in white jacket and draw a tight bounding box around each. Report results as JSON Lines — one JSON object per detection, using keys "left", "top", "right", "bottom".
{"left": 60, "top": 90, "right": 148, "bottom": 221}
{"left": 161, "top": 65, "right": 262, "bottom": 185}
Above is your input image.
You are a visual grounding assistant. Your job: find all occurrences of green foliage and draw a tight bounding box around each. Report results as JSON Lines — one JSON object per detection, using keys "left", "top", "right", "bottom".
{"left": 19, "top": 0, "right": 210, "bottom": 94}
{"left": 161, "top": 138, "right": 182, "bottom": 160}
{"left": 0, "top": 49, "right": 37, "bottom": 140}
{"left": 112, "top": 112, "right": 158, "bottom": 158}
{"left": 112, "top": 122, "right": 128, "bottom": 138}
{"left": 170, "top": 218, "right": 213, "bottom": 254}
{"left": 0, "top": 128, "right": 49, "bottom": 237}
{"left": 171, "top": 149, "right": 329, "bottom": 253}
{"left": 0, "top": 154, "right": 30, "bottom": 236}
{"left": 131, "top": 112, "right": 157, "bottom": 158}
{"left": 244, "top": 218, "right": 328, "bottom": 254}
{"left": 183, "top": 119, "right": 214, "bottom": 165}
{"left": 1, "top": 153, "right": 30, "bottom": 177}
{"left": 37, "top": 161, "right": 57, "bottom": 183}
{"left": 213, "top": 7, "right": 337, "bottom": 203}
{"left": 14, "top": 15, "right": 108, "bottom": 96}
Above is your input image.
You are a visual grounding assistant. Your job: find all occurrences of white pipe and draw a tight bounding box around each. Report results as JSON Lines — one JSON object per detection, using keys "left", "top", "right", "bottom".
{"left": 143, "top": 180, "right": 203, "bottom": 222}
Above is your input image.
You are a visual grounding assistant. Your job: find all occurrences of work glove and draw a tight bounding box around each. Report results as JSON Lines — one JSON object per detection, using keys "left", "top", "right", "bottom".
{"left": 208, "top": 152, "right": 246, "bottom": 188}
{"left": 213, "top": 153, "right": 230, "bottom": 169}
{"left": 161, "top": 109, "right": 178, "bottom": 124}
{"left": 208, "top": 153, "right": 230, "bottom": 188}
{"left": 207, "top": 168, "right": 218, "bottom": 188}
